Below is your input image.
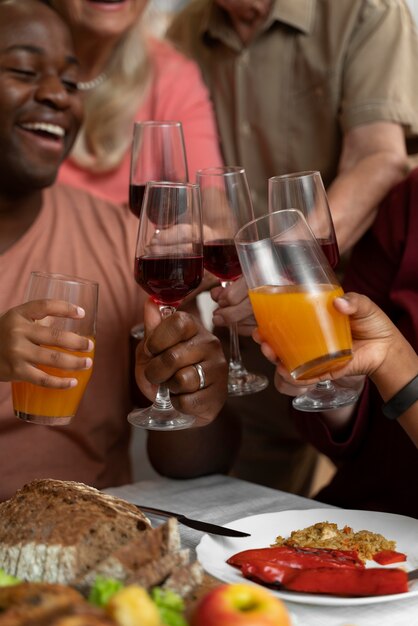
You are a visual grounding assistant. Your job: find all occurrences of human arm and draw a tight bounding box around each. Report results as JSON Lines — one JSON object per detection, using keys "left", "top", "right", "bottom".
{"left": 0, "top": 300, "right": 93, "bottom": 388}
{"left": 327, "top": 121, "right": 409, "bottom": 254}
{"left": 136, "top": 299, "right": 240, "bottom": 477}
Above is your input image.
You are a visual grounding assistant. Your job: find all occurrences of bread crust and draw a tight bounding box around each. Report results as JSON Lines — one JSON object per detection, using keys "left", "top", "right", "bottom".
{"left": 0, "top": 480, "right": 151, "bottom": 584}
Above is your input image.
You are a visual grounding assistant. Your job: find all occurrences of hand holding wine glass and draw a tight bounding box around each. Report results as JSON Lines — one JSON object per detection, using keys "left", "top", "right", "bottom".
{"left": 129, "top": 121, "right": 188, "bottom": 218}
{"left": 127, "top": 181, "right": 204, "bottom": 430}
{"left": 197, "top": 166, "right": 268, "bottom": 396}
{"left": 235, "top": 209, "right": 360, "bottom": 412}
{"left": 267, "top": 170, "right": 358, "bottom": 410}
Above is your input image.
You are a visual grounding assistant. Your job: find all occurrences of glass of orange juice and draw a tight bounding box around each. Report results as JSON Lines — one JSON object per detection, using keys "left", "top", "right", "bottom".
{"left": 11, "top": 272, "right": 98, "bottom": 426}
{"left": 235, "top": 209, "right": 359, "bottom": 411}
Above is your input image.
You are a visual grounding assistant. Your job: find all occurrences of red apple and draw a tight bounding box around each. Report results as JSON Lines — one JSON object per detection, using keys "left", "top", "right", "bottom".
{"left": 191, "top": 583, "right": 291, "bottom": 626}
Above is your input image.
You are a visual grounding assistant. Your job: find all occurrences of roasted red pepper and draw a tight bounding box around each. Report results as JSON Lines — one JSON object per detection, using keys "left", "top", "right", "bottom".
{"left": 227, "top": 545, "right": 364, "bottom": 571}
{"left": 228, "top": 545, "right": 409, "bottom": 597}
{"left": 239, "top": 560, "right": 408, "bottom": 595}
{"left": 373, "top": 550, "right": 407, "bottom": 565}
{"left": 280, "top": 567, "right": 408, "bottom": 597}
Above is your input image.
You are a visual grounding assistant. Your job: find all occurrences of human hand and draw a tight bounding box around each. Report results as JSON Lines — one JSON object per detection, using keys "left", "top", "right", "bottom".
{"left": 254, "top": 292, "right": 404, "bottom": 397}
{"left": 135, "top": 298, "right": 228, "bottom": 426}
{"left": 0, "top": 300, "right": 93, "bottom": 388}
{"left": 211, "top": 276, "right": 256, "bottom": 336}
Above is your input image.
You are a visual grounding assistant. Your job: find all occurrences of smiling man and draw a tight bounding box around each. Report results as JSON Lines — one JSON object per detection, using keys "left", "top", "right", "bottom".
{"left": 0, "top": 0, "right": 229, "bottom": 501}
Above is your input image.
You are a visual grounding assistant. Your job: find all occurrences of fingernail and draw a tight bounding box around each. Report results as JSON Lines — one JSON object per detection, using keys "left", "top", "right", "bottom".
{"left": 87, "top": 339, "right": 94, "bottom": 352}
{"left": 69, "top": 378, "right": 78, "bottom": 387}
{"left": 76, "top": 306, "right": 85, "bottom": 317}
{"left": 84, "top": 358, "right": 93, "bottom": 369}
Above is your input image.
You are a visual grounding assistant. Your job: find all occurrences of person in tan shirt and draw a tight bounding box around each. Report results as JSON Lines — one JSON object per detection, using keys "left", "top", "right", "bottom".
{"left": 168, "top": 0, "right": 418, "bottom": 495}
{"left": 169, "top": 0, "right": 418, "bottom": 251}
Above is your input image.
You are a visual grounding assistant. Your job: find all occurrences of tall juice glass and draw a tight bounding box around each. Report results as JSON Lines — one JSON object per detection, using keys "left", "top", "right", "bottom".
{"left": 12, "top": 272, "right": 98, "bottom": 425}
{"left": 235, "top": 209, "right": 358, "bottom": 410}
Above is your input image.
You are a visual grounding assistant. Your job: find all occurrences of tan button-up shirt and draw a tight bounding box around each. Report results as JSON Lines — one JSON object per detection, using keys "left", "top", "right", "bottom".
{"left": 168, "top": 0, "right": 418, "bottom": 216}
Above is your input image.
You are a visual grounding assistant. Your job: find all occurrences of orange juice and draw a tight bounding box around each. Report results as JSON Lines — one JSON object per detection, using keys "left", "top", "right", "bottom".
{"left": 249, "top": 284, "right": 352, "bottom": 380}
{"left": 12, "top": 342, "right": 95, "bottom": 425}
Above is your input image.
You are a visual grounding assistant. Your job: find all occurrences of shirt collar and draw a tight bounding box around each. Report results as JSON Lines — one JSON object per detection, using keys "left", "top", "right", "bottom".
{"left": 202, "top": 0, "right": 315, "bottom": 40}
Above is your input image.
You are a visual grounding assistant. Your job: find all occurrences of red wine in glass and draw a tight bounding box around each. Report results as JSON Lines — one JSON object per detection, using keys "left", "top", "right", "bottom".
{"left": 203, "top": 239, "right": 242, "bottom": 282}
{"left": 317, "top": 238, "right": 340, "bottom": 270}
{"left": 129, "top": 121, "right": 188, "bottom": 218}
{"left": 128, "top": 180, "right": 202, "bottom": 432}
{"left": 197, "top": 166, "right": 269, "bottom": 397}
{"left": 135, "top": 254, "right": 203, "bottom": 308}
{"left": 129, "top": 183, "right": 146, "bottom": 218}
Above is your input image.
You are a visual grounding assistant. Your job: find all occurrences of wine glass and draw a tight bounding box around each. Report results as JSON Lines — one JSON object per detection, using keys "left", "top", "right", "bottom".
{"left": 197, "top": 166, "right": 269, "bottom": 396}
{"left": 235, "top": 209, "right": 359, "bottom": 412}
{"left": 128, "top": 121, "right": 188, "bottom": 405}
{"left": 129, "top": 121, "right": 188, "bottom": 218}
{"left": 268, "top": 170, "right": 358, "bottom": 410}
{"left": 127, "top": 181, "right": 203, "bottom": 430}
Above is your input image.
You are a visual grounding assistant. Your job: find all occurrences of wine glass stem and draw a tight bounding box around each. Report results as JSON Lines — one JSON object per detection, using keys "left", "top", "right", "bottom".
{"left": 220, "top": 281, "right": 245, "bottom": 373}
{"left": 229, "top": 321, "right": 244, "bottom": 371}
{"left": 152, "top": 305, "right": 176, "bottom": 410}
{"left": 316, "top": 380, "right": 334, "bottom": 390}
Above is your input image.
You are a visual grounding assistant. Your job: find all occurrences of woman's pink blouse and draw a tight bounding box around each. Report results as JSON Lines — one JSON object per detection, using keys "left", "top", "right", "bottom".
{"left": 58, "top": 38, "right": 223, "bottom": 205}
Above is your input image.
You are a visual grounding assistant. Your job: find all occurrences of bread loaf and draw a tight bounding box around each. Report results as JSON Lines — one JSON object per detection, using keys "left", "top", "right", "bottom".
{"left": 0, "top": 479, "right": 203, "bottom": 600}
{"left": 0, "top": 479, "right": 151, "bottom": 585}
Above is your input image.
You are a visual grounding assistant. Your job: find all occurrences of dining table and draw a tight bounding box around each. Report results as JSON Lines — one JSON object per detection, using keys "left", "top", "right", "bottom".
{"left": 105, "top": 473, "right": 418, "bottom": 626}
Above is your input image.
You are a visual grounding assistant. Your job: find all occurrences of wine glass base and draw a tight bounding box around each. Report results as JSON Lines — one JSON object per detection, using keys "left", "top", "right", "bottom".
{"left": 228, "top": 368, "right": 269, "bottom": 397}
{"left": 127, "top": 406, "right": 195, "bottom": 431}
{"left": 292, "top": 382, "right": 359, "bottom": 412}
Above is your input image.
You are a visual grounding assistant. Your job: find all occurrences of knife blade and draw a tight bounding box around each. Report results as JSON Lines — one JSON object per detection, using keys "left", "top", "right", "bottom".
{"left": 134, "top": 504, "right": 250, "bottom": 537}
{"left": 408, "top": 568, "right": 418, "bottom": 581}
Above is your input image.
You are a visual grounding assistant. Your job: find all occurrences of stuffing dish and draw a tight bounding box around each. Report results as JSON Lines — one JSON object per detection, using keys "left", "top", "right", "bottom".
{"left": 273, "top": 521, "right": 396, "bottom": 562}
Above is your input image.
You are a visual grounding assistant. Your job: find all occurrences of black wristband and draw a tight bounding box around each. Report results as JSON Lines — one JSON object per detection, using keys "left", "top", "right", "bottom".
{"left": 382, "top": 374, "right": 418, "bottom": 420}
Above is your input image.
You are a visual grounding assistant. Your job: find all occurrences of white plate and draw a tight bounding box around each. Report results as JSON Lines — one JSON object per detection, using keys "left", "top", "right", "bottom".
{"left": 196, "top": 508, "right": 418, "bottom": 607}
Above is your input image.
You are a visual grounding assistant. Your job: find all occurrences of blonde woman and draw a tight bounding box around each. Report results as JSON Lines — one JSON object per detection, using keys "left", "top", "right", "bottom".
{"left": 49, "top": 0, "right": 223, "bottom": 205}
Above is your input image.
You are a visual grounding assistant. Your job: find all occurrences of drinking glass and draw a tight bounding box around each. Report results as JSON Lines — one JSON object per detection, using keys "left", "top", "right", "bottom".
{"left": 129, "top": 121, "right": 188, "bottom": 218}
{"left": 128, "top": 121, "right": 188, "bottom": 404}
{"left": 197, "top": 166, "right": 268, "bottom": 396}
{"left": 235, "top": 209, "right": 359, "bottom": 412}
{"left": 268, "top": 170, "right": 359, "bottom": 410}
{"left": 11, "top": 272, "right": 98, "bottom": 426}
{"left": 127, "top": 181, "right": 204, "bottom": 430}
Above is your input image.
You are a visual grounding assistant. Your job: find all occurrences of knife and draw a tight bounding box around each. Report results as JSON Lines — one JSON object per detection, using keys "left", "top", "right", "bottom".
{"left": 408, "top": 568, "right": 418, "bottom": 581}
{"left": 134, "top": 504, "right": 250, "bottom": 537}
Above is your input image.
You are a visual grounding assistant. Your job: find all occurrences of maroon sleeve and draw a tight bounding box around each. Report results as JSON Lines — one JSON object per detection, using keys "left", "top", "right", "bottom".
{"left": 293, "top": 380, "right": 371, "bottom": 462}
{"left": 294, "top": 169, "right": 418, "bottom": 462}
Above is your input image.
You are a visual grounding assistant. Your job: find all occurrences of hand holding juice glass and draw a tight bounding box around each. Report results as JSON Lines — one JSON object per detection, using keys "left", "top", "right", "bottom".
{"left": 11, "top": 272, "right": 98, "bottom": 425}
{"left": 235, "top": 209, "right": 359, "bottom": 411}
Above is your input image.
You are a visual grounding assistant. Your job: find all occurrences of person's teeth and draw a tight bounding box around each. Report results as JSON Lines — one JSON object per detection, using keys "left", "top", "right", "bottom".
{"left": 21, "top": 122, "right": 65, "bottom": 137}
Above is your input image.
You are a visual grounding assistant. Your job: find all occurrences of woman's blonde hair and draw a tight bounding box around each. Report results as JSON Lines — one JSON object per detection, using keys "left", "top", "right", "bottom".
{"left": 61, "top": 13, "right": 152, "bottom": 172}
{"left": 78, "top": 19, "right": 151, "bottom": 172}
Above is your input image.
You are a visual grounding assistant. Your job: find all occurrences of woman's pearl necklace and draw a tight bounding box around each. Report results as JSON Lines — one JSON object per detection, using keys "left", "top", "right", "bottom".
{"left": 77, "top": 72, "right": 108, "bottom": 91}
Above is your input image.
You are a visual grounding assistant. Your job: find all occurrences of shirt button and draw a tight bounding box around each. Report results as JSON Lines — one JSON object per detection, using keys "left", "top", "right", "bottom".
{"left": 239, "top": 50, "right": 250, "bottom": 65}
{"left": 241, "top": 121, "right": 251, "bottom": 136}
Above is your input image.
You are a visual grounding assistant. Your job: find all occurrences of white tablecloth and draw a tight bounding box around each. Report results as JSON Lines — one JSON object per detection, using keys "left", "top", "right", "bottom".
{"left": 106, "top": 474, "right": 418, "bottom": 626}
